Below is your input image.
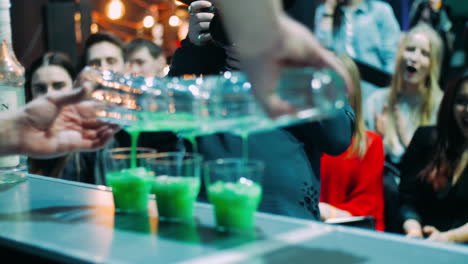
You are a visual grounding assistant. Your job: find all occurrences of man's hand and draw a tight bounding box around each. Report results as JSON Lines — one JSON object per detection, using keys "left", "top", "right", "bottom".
{"left": 9, "top": 82, "right": 119, "bottom": 158}
{"left": 240, "top": 14, "right": 353, "bottom": 117}
{"left": 188, "top": 1, "right": 215, "bottom": 46}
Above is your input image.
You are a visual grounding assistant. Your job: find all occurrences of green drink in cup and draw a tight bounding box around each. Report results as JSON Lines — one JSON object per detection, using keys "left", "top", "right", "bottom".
{"left": 149, "top": 152, "right": 202, "bottom": 222}
{"left": 104, "top": 147, "right": 157, "bottom": 213}
{"left": 204, "top": 159, "right": 264, "bottom": 232}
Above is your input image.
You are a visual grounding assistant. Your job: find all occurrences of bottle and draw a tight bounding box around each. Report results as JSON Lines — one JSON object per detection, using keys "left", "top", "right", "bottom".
{"left": 0, "top": 0, "right": 26, "bottom": 172}
{"left": 88, "top": 66, "right": 346, "bottom": 137}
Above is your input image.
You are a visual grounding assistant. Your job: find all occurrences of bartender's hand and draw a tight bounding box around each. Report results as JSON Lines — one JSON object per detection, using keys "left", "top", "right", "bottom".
{"left": 1, "top": 81, "right": 119, "bottom": 158}
{"left": 241, "top": 14, "right": 353, "bottom": 117}
{"left": 188, "top": 0, "right": 215, "bottom": 46}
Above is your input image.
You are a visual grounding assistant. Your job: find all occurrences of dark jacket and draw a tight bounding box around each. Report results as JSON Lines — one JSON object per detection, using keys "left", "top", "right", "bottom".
{"left": 399, "top": 126, "right": 468, "bottom": 231}
{"left": 167, "top": 0, "right": 354, "bottom": 219}
{"left": 196, "top": 110, "right": 354, "bottom": 220}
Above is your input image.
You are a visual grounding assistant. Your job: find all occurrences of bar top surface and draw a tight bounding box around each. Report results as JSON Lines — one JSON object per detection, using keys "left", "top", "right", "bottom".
{"left": 0, "top": 175, "right": 467, "bottom": 263}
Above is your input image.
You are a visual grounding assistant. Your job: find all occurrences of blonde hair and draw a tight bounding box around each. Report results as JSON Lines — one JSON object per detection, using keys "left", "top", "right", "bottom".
{"left": 339, "top": 54, "right": 367, "bottom": 159}
{"left": 387, "top": 23, "right": 443, "bottom": 150}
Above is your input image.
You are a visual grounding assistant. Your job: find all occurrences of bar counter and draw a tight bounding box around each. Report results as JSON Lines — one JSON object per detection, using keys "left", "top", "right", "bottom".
{"left": 0, "top": 175, "right": 467, "bottom": 263}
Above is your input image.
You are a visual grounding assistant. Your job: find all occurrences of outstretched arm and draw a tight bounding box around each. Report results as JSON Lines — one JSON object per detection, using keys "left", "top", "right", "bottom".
{"left": 0, "top": 82, "right": 119, "bottom": 158}
{"left": 213, "top": 0, "right": 352, "bottom": 117}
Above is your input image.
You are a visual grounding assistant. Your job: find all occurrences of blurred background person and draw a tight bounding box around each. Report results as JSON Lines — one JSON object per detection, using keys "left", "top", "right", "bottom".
{"left": 399, "top": 69, "right": 468, "bottom": 243}
{"left": 320, "top": 55, "right": 385, "bottom": 231}
{"left": 124, "top": 38, "right": 167, "bottom": 77}
{"left": 314, "top": 0, "right": 401, "bottom": 101}
{"left": 79, "top": 32, "right": 128, "bottom": 184}
{"left": 81, "top": 34, "right": 179, "bottom": 160}
{"left": 80, "top": 32, "right": 125, "bottom": 73}
{"left": 365, "top": 24, "right": 443, "bottom": 167}
{"left": 364, "top": 24, "right": 444, "bottom": 233}
{"left": 25, "top": 52, "right": 75, "bottom": 102}
{"left": 409, "top": 0, "right": 455, "bottom": 87}
{"left": 24, "top": 52, "right": 100, "bottom": 184}
{"left": 168, "top": 0, "right": 231, "bottom": 76}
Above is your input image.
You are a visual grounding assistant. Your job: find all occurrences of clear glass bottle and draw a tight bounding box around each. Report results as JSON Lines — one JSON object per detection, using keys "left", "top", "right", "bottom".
{"left": 0, "top": 0, "right": 27, "bottom": 173}
{"left": 88, "top": 66, "right": 346, "bottom": 137}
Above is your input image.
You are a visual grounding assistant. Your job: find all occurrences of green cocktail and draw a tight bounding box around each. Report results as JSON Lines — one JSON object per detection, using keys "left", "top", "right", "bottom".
{"left": 126, "top": 112, "right": 198, "bottom": 133}
{"left": 151, "top": 175, "right": 201, "bottom": 221}
{"left": 208, "top": 180, "right": 262, "bottom": 231}
{"left": 122, "top": 112, "right": 199, "bottom": 171}
{"left": 106, "top": 167, "right": 153, "bottom": 213}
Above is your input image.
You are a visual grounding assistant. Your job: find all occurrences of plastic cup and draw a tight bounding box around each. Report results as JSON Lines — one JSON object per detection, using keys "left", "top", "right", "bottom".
{"left": 104, "top": 147, "right": 157, "bottom": 213}
{"left": 149, "top": 152, "right": 202, "bottom": 222}
{"left": 204, "top": 158, "right": 264, "bottom": 232}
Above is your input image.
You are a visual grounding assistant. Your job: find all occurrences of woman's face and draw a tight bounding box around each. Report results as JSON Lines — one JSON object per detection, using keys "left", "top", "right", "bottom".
{"left": 454, "top": 80, "right": 468, "bottom": 139}
{"left": 31, "top": 65, "right": 74, "bottom": 98}
{"left": 400, "top": 32, "right": 431, "bottom": 86}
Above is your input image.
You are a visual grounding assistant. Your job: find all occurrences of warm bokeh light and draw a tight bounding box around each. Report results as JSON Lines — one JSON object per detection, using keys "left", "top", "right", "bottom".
{"left": 74, "top": 12, "right": 81, "bottom": 22}
{"left": 106, "top": 0, "right": 125, "bottom": 20}
{"left": 174, "top": 0, "right": 184, "bottom": 6}
{"left": 168, "top": 15, "right": 181, "bottom": 27}
{"left": 163, "top": 65, "right": 170, "bottom": 76}
{"left": 178, "top": 20, "right": 189, "bottom": 40}
{"left": 143, "top": 15, "right": 155, "bottom": 28}
{"left": 90, "top": 23, "right": 99, "bottom": 34}
{"left": 152, "top": 23, "right": 164, "bottom": 46}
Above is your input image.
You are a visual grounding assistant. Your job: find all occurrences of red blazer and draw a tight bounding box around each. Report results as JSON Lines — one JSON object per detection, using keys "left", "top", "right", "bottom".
{"left": 320, "top": 131, "right": 385, "bottom": 231}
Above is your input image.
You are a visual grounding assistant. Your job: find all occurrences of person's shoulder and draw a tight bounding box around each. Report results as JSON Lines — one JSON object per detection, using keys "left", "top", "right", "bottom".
{"left": 365, "top": 130, "right": 384, "bottom": 148}
{"left": 367, "top": 88, "right": 390, "bottom": 102}
{"left": 367, "top": 0, "right": 396, "bottom": 16}
{"left": 315, "top": 3, "right": 325, "bottom": 13}
{"left": 369, "top": 0, "right": 393, "bottom": 10}
{"left": 414, "top": 125, "right": 436, "bottom": 135}
{"left": 441, "top": 4, "right": 453, "bottom": 17}
{"left": 412, "top": 126, "right": 437, "bottom": 143}
{"left": 366, "top": 130, "right": 382, "bottom": 141}
{"left": 363, "top": 89, "right": 389, "bottom": 115}
{"left": 434, "top": 91, "right": 444, "bottom": 103}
